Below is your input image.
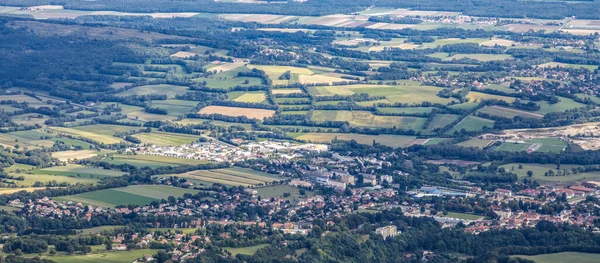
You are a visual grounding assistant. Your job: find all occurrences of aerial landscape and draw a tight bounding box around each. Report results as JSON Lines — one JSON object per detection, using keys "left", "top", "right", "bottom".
{"left": 2, "top": 0, "right": 600, "bottom": 262}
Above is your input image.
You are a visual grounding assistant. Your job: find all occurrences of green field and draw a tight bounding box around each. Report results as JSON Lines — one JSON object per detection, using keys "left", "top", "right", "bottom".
{"left": 0, "top": 130, "right": 55, "bottom": 148}
{"left": 292, "top": 132, "right": 422, "bottom": 148}
{"left": 428, "top": 114, "right": 460, "bottom": 130}
{"left": 133, "top": 131, "right": 200, "bottom": 146}
{"left": 116, "top": 84, "right": 190, "bottom": 99}
{"left": 199, "top": 66, "right": 263, "bottom": 89}
{"left": 30, "top": 165, "right": 125, "bottom": 179}
{"left": 148, "top": 100, "right": 199, "bottom": 116}
{"left": 445, "top": 212, "right": 484, "bottom": 220}
{"left": 430, "top": 52, "right": 513, "bottom": 61}
{"left": 513, "top": 252, "right": 600, "bottom": 263}
{"left": 225, "top": 244, "right": 270, "bottom": 256}
{"left": 447, "top": 116, "right": 495, "bottom": 134}
{"left": 377, "top": 107, "right": 434, "bottom": 114}
{"left": 106, "top": 154, "right": 210, "bottom": 168}
{"left": 532, "top": 97, "right": 586, "bottom": 114}
{"left": 478, "top": 106, "right": 543, "bottom": 119}
{"left": 311, "top": 110, "right": 427, "bottom": 130}
{"left": 500, "top": 163, "right": 600, "bottom": 183}
{"left": 456, "top": 139, "right": 493, "bottom": 148}
{"left": 54, "top": 185, "right": 197, "bottom": 207}
{"left": 466, "top": 91, "right": 516, "bottom": 103}
{"left": 47, "top": 249, "right": 158, "bottom": 263}
{"left": 307, "top": 83, "right": 454, "bottom": 104}
{"left": 48, "top": 125, "right": 144, "bottom": 144}
{"left": 495, "top": 138, "right": 566, "bottom": 153}
{"left": 175, "top": 168, "right": 280, "bottom": 187}
{"left": 255, "top": 185, "right": 314, "bottom": 200}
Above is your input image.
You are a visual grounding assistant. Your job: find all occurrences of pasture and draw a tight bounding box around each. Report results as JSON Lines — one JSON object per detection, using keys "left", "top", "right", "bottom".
{"left": 225, "top": 244, "right": 270, "bottom": 256}
{"left": 106, "top": 154, "right": 210, "bottom": 168}
{"left": 500, "top": 163, "right": 600, "bottom": 183}
{"left": 133, "top": 131, "right": 200, "bottom": 146}
{"left": 444, "top": 212, "right": 484, "bottom": 220}
{"left": 0, "top": 130, "right": 55, "bottom": 148}
{"left": 311, "top": 110, "right": 427, "bottom": 130}
{"left": 513, "top": 252, "right": 600, "bottom": 263}
{"left": 199, "top": 66, "right": 263, "bottom": 89}
{"left": 532, "top": 97, "right": 585, "bottom": 114}
{"left": 248, "top": 65, "right": 313, "bottom": 85}
{"left": 175, "top": 168, "right": 280, "bottom": 187}
{"left": 54, "top": 185, "right": 197, "bottom": 207}
{"left": 198, "top": 106, "right": 275, "bottom": 119}
{"left": 116, "top": 84, "right": 190, "bottom": 99}
{"left": 536, "top": 62, "right": 598, "bottom": 71}
{"left": 255, "top": 185, "right": 314, "bottom": 200}
{"left": 427, "top": 114, "right": 460, "bottom": 130}
{"left": 456, "top": 139, "right": 494, "bottom": 149}
{"left": 447, "top": 116, "right": 495, "bottom": 134}
{"left": 293, "top": 132, "right": 424, "bottom": 147}
{"left": 48, "top": 125, "right": 144, "bottom": 144}
{"left": 148, "top": 100, "right": 199, "bottom": 116}
{"left": 227, "top": 91, "right": 268, "bottom": 103}
{"left": 466, "top": 92, "right": 516, "bottom": 103}
{"left": 307, "top": 83, "right": 454, "bottom": 104}
{"left": 377, "top": 107, "right": 434, "bottom": 114}
{"left": 30, "top": 165, "right": 125, "bottom": 180}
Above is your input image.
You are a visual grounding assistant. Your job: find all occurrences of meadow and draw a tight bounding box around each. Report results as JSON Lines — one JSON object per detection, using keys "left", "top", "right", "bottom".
{"left": 47, "top": 249, "right": 158, "bottom": 263}
{"left": 227, "top": 91, "right": 268, "bottom": 103}
{"left": 255, "top": 185, "right": 314, "bottom": 200}
{"left": 512, "top": 252, "right": 600, "bottom": 263}
{"left": 105, "top": 154, "right": 210, "bottom": 168}
{"left": 198, "top": 105, "right": 275, "bottom": 119}
{"left": 175, "top": 168, "right": 280, "bottom": 187}
{"left": 116, "top": 84, "right": 190, "bottom": 99}
{"left": 224, "top": 244, "right": 270, "bottom": 256}
{"left": 148, "top": 99, "right": 199, "bottom": 116}
{"left": 307, "top": 83, "right": 455, "bottom": 104}
{"left": 54, "top": 185, "right": 197, "bottom": 207}
{"left": 30, "top": 164, "right": 125, "bottom": 179}
{"left": 133, "top": 131, "right": 200, "bottom": 146}
{"left": 456, "top": 139, "right": 494, "bottom": 149}
{"left": 48, "top": 125, "right": 144, "bottom": 144}
{"left": 311, "top": 110, "right": 427, "bottom": 130}
{"left": 466, "top": 92, "right": 516, "bottom": 103}
{"left": 377, "top": 107, "right": 434, "bottom": 114}
{"left": 495, "top": 138, "right": 566, "bottom": 153}
{"left": 447, "top": 116, "right": 495, "bottom": 134}
{"left": 292, "top": 132, "right": 424, "bottom": 147}
{"left": 500, "top": 163, "right": 600, "bottom": 183}
{"left": 427, "top": 114, "right": 460, "bottom": 130}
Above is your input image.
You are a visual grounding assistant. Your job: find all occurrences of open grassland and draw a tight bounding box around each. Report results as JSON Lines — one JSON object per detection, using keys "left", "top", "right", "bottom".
{"left": 176, "top": 168, "right": 280, "bottom": 187}
{"left": 199, "top": 105, "right": 275, "bottom": 119}
{"left": 9, "top": 172, "right": 97, "bottom": 187}
{"left": 444, "top": 212, "right": 484, "bottom": 220}
{"left": 466, "top": 91, "right": 516, "bottom": 103}
{"left": 500, "top": 163, "right": 600, "bottom": 183}
{"left": 293, "top": 132, "right": 424, "bottom": 147}
{"left": 54, "top": 185, "right": 197, "bottom": 207}
{"left": 11, "top": 113, "right": 49, "bottom": 126}
{"left": 430, "top": 53, "right": 513, "bottom": 61}
{"left": 52, "top": 150, "right": 99, "bottom": 162}
{"left": 255, "top": 185, "right": 314, "bottom": 200}
{"left": 536, "top": 62, "right": 598, "bottom": 71}
{"left": 0, "top": 94, "right": 48, "bottom": 108}
{"left": 532, "top": 97, "right": 585, "bottom": 114}
{"left": 248, "top": 65, "right": 313, "bottom": 85}
{"left": 47, "top": 249, "right": 158, "bottom": 263}
{"left": 377, "top": 107, "right": 434, "bottom": 114}
{"left": 48, "top": 125, "right": 143, "bottom": 144}
{"left": 116, "top": 84, "right": 190, "bottom": 99}
{"left": 307, "top": 83, "right": 454, "bottom": 104}
{"left": 495, "top": 138, "right": 566, "bottom": 153}
{"left": 30, "top": 165, "right": 125, "bottom": 180}
{"left": 457, "top": 139, "right": 494, "bottom": 149}
{"left": 199, "top": 66, "right": 263, "bottom": 89}
{"left": 148, "top": 100, "right": 198, "bottom": 116}
{"left": 227, "top": 91, "right": 268, "bottom": 103}
{"left": 427, "top": 114, "right": 460, "bottom": 130}
{"left": 225, "top": 244, "right": 270, "bottom": 256}
{"left": 100, "top": 103, "right": 174, "bottom": 122}
{"left": 0, "top": 130, "right": 55, "bottom": 148}
{"left": 133, "top": 131, "right": 200, "bottom": 146}
{"left": 311, "top": 110, "right": 427, "bottom": 130}
{"left": 106, "top": 154, "right": 209, "bottom": 168}
{"left": 478, "top": 106, "right": 544, "bottom": 119}
{"left": 447, "top": 116, "right": 495, "bottom": 134}
{"left": 513, "top": 252, "right": 600, "bottom": 263}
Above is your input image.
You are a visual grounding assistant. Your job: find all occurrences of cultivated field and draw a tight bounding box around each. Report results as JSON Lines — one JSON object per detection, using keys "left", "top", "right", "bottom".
{"left": 48, "top": 125, "right": 144, "bottom": 144}
{"left": 499, "top": 163, "right": 600, "bottom": 183}
{"left": 116, "top": 84, "right": 190, "bottom": 99}
{"left": 428, "top": 114, "right": 460, "bottom": 130}
{"left": 133, "top": 131, "right": 200, "bottom": 146}
{"left": 478, "top": 106, "right": 544, "bottom": 119}
{"left": 29, "top": 164, "right": 124, "bottom": 180}
{"left": 106, "top": 154, "right": 210, "bottom": 168}
{"left": 293, "top": 132, "right": 425, "bottom": 147}
{"left": 466, "top": 92, "right": 516, "bottom": 103}
{"left": 227, "top": 91, "right": 268, "bottom": 103}
{"left": 52, "top": 150, "right": 100, "bottom": 162}
{"left": 513, "top": 252, "right": 600, "bottom": 263}
{"left": 456, "top": 139, "right": 494, "bottom": 149}
{"left": 175, "top": 168, "right": 280, "bottom": 187}
{"left": 54, "top": 185, "right": 197, "bottom": 207}
{"left": 447, "top": 116, "right": 495, "bottom": 134}
{"left": 312, "top": 110, "right": 427, "bottom": 129}
{"left": 198, "top": 106, "right": 275, "bottom": 119}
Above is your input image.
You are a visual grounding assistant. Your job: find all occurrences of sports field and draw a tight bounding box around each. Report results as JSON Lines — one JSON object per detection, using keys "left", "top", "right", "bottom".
{"left": 54, "top": 185, "right": 197, "bottom": 207}
{"left": 175, "top": 168, "right": 280, "bottom": 187}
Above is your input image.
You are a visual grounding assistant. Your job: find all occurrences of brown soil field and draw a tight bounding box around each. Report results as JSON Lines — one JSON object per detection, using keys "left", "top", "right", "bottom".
{"left": 198, "top": 106, "right": 275, "bottom": 119}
